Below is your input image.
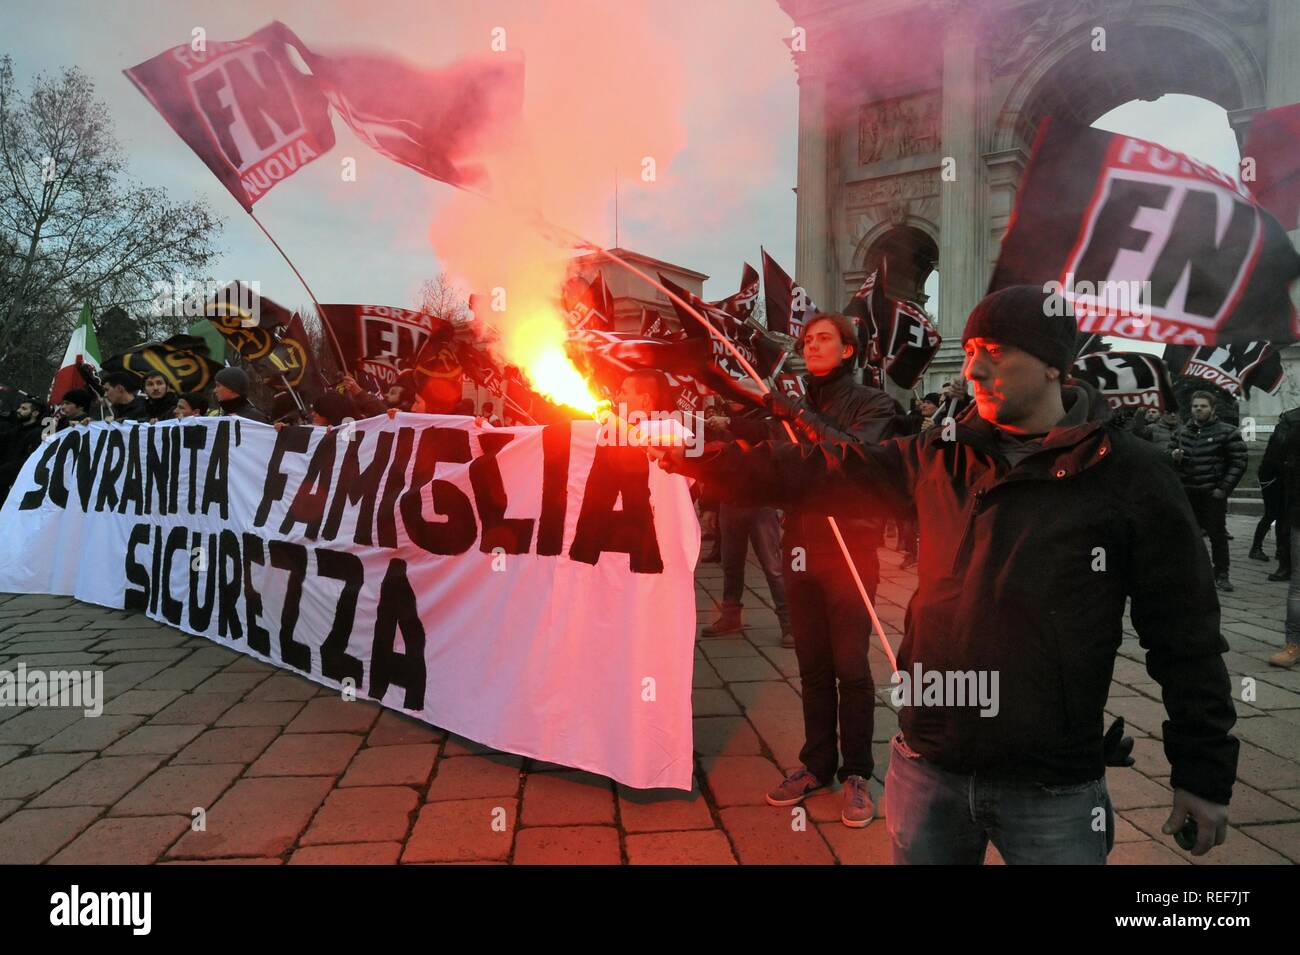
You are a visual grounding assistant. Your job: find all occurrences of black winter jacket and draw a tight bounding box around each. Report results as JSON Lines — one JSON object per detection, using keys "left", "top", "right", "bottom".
{"left": 680, "top": 383, "right": 1238, "bottom": 804}
{"left": 218, "top": 395, "right": 270, "bottom": 424}
{"left": 1172, "top": 418, "right": 1247, "bottom": 494}
{"left": 108, "top": 396, "right": 150, "bottom": 423}
{"left": 0, "top": 420, "right": 43, "bottom": 505}
{"left": 777, "top": 365, "right": 902, "bottom": 554}
{"left": 1261, "top": 407, "right": 1300, "bottom": 522}
{"left": 145, "top": 393, "right": 178, "bottom": 421}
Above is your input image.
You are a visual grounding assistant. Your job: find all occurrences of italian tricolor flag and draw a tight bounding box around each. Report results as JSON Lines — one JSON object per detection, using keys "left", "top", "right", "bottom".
{"left": 48, "top": 304, "right": 102, "bottom": 406}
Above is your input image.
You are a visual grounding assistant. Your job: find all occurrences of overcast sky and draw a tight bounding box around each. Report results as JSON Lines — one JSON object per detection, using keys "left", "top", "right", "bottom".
{"left": 2, "top": 3, "right": 1243, "bottom": 328}
{"left": 1, "top": 0, "right": 800, "bottom": 311}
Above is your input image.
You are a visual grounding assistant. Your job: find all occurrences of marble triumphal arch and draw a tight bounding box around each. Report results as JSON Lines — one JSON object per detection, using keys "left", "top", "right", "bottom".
{"left": 780, "top": 0, "right": 1300, "bottom": 410}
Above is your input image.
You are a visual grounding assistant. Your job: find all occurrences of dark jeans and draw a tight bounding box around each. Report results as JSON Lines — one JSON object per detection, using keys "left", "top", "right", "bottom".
{"left": 899, "top": 514, "right": 918, "bottom": 558}
{"left": 1254, "top": 482, "right": 1284, "bottom": 556}
{"left": 885, "top": 734, "right": 1114, "bottom": 864}
{"left": 719, "top": 503, "right": 790, "bottom": 629}
{"left": 785, "top": 543, "right": 879, "bottom": 783}
{"left": 1187, "top": 489, "right": 1230, "bottom": 577}
{"left": 1282, "top": 512, "right": 1293, "bottom": 572}
{"left": 1286, "top": 528, "right": 1300, "bottom": 646}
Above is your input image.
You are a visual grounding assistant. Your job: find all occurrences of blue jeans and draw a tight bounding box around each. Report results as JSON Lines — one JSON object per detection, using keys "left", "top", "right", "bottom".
{"left": 885, "top": 734, "right": 1114, "bottom": 864}
{"left": 719, "top": 503, "right": 790, "bottom": 630}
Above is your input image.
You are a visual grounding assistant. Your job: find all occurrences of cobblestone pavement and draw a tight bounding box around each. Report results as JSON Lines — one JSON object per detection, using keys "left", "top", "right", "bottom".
{"left": 0, "top": 514, "right": 1297, "bottom": 864}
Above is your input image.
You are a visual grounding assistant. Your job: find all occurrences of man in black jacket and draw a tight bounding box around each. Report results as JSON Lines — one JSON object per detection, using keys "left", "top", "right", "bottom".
{"left": 1258, "top": 406, "right": 1299, "bottom": 582}
{"left": 655, "top": 285, "right": 1237, "bottom": 862}
{"left": 102, "top": 372, "right": 150, "bottom": 423}
{"left": 1265, "top": 406, "right": 1300, "bottom": 668}
{"left": 729, "top": 313, "right": 901, "bottom": 828}
{"left": 0, "top": 397, "right": 45, "bottom": 506}
{"left": 142, "top": 372, "right": 179, "bottom": 422}
{"left": 1171, "top": 392, "right": 1247, "bottom": 592}
{"left": 212, "top": 367, "right": 270, "bottom": 423}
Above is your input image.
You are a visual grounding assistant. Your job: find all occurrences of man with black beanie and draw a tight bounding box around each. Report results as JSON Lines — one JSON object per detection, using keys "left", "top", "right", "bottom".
{"left": 212, "top": 367, "right": 270, "bottom": 423}
{"left": 57, "top": 389, "right": 95, "bottom": 428}
{"left": 653, "top": 284, "right": 1238, "bottom": 863}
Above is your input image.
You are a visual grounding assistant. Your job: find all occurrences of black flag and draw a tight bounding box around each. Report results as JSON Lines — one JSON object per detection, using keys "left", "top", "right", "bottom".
{"left": 990, "top": 119, "right": 1300, "bottom": 345}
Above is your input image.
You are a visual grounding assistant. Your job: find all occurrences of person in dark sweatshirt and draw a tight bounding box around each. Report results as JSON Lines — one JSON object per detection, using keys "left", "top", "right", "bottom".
{"left": 653, "top": 284, "right": 1238, "bottom": 863}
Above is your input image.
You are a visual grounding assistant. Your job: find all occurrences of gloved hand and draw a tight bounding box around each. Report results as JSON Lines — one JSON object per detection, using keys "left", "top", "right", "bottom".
{"left": 763, "top": 391, "right": 856, "bottom": 447}
{"left": 697, "top": 364, "right": 765, "bottom": 410}
{"left": 1103, "top": 716, "right": 1135, "bottom": 767}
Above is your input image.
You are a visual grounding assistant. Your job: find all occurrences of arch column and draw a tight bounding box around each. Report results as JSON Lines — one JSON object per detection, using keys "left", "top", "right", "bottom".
{"left": 936, "top": 0, "right": 985, "bottom": 361}
{"left": 794, "top": 58, "right": 831, "bottom": 309}
{"left": 1266, "top": 0, "right": 1300, "bottom": 408}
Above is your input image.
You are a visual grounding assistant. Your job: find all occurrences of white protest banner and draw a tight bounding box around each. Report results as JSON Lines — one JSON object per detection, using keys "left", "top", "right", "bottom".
{"left": 0, "top": 415, "right": 699, "bottom": 789}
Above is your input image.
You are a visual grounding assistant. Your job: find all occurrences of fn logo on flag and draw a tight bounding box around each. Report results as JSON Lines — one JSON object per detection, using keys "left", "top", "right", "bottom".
{"left": 1065, "top": 137, "right": 1260, "bottom": 340}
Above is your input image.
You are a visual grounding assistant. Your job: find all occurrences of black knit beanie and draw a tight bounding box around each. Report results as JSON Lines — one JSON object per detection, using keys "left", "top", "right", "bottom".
{"left": 961, "top": 285, "right": 1078, "bottom": 375}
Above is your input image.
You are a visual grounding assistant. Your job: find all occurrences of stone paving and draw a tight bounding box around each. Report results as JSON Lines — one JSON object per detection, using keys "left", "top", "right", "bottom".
{"left": 0, "top": 513, "right": 1297, "bottom": 864}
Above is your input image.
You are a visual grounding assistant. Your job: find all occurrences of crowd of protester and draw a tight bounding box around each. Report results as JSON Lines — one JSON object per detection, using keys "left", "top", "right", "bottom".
{"left": 3, "top": 286, "right": 1296, "bottom": 862}
{"left": 0, "top": 362, "right": 503, "bottom": 507}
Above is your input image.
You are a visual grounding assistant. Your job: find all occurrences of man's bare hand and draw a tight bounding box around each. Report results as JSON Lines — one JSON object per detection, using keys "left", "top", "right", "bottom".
{"left": 647, "top": 446, "right": 685, "bottom": 471}
{"left": 1163, "top": 788, "right": 1228, "bottom": 856}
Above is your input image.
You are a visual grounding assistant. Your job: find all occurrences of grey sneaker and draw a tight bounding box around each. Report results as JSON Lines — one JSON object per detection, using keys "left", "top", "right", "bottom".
{"left": 765, "top": 768, "right": 825, "bottom": 806}
{"left": 841, "top": 774, "right": 875, "bottom": 828}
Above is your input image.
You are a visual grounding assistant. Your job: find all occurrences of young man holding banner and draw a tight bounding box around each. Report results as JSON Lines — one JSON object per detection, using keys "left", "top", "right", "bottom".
{"left": 654, "top": 285, "right": 1238, "bottom": 863}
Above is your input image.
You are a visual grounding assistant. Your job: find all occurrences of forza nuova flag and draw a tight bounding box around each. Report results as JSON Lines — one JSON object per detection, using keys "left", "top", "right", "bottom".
{"left": 124, "top": 22, "right": 334, "bottom": 211}
{"left": 320, "top": 304, "right": 454, "bottom": 387}
{"left": 1165, "top": 341, "right": 1285, "bottom": 399}
{"left": 0, "top": 416, "right": 698, "bottom": 790}
{"left": 1070, "top": 351, "right": 1177, "bottom": 412}
{"left": 989, "top": 119, "right": 1300, "bottom": 345}
{"left": 882, "top": 299, "right": 942, "bottom": 390}
{"left": 1243, "top": 102, "right": 1300, "bottom": 232}
{"left": 127, "top": 23, "right": 523, "bottom": 210}
{"left": 299, "top": 46, "right": 523, "bottom": 189}
{"left": 714, "top": 263, "right": 761, "bottom": 323}
{"left": 762, "top": 248, "right": 818, "bottom": 338}
{"left": 844, "top": 267, "right": 888, "bottom": 372}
